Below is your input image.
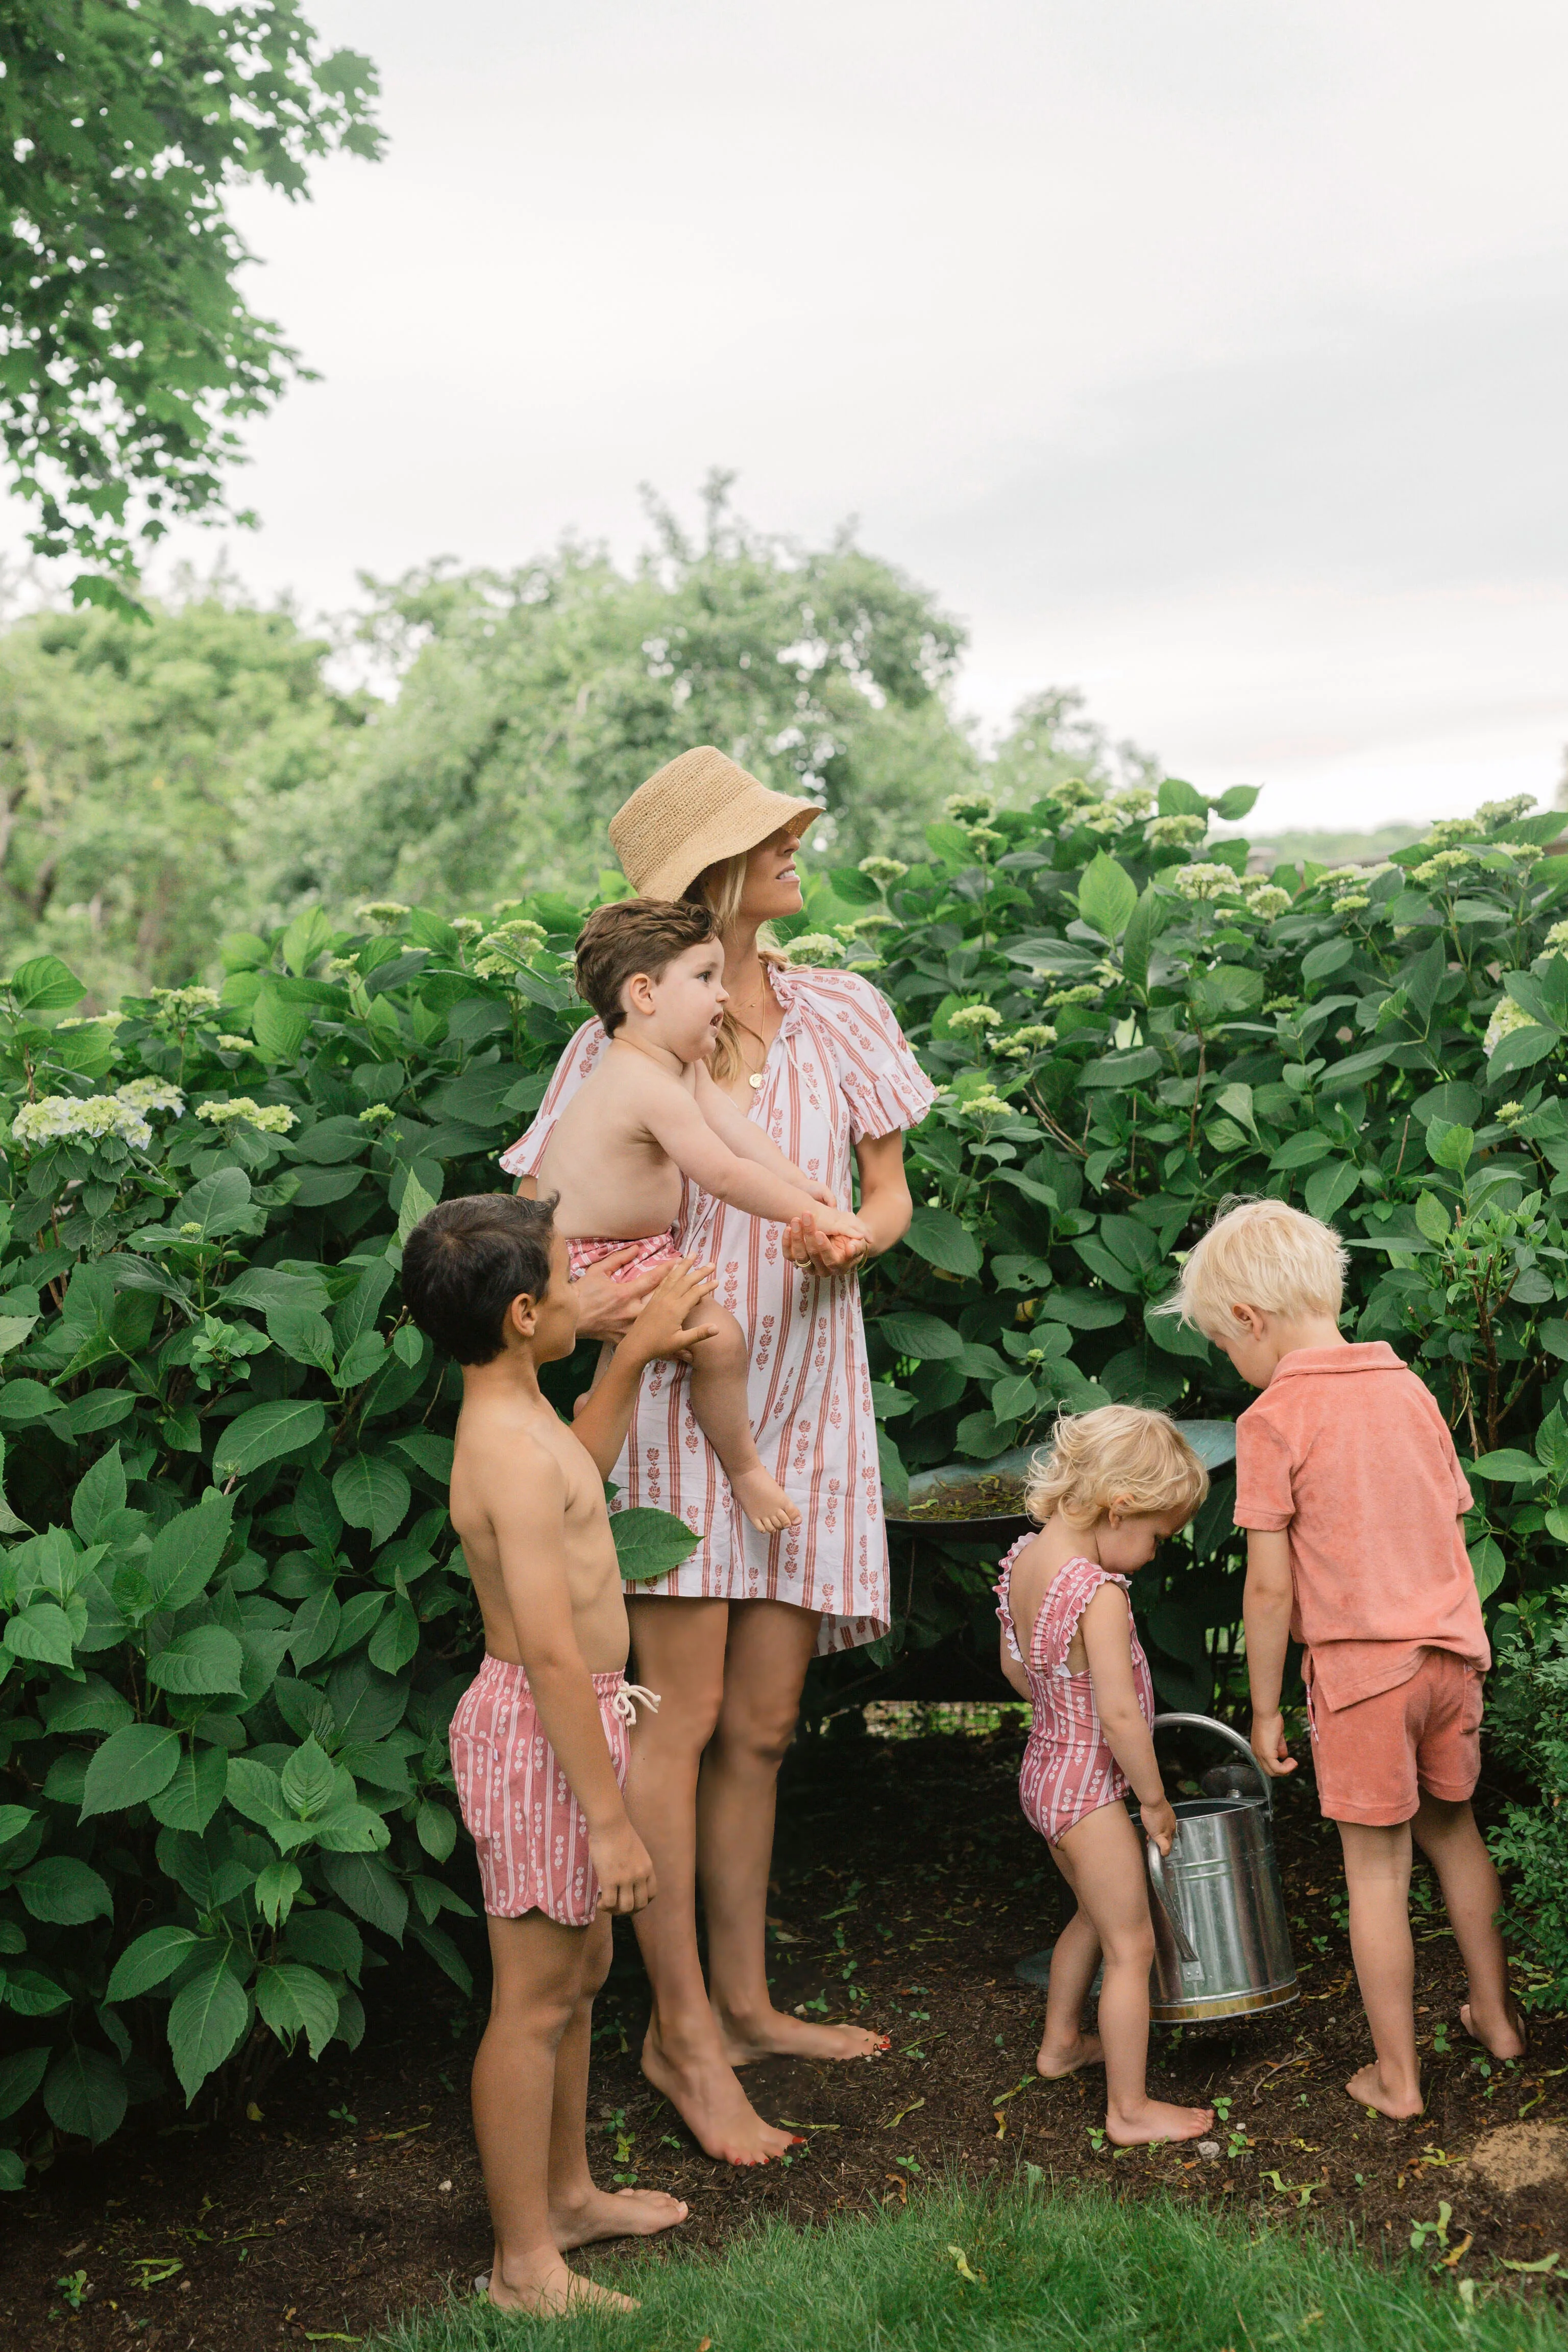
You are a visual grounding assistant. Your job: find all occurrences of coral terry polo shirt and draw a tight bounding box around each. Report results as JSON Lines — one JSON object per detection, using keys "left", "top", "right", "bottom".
{"left": 1233, "top": 1341, "right": 1490, "bottom": 1711}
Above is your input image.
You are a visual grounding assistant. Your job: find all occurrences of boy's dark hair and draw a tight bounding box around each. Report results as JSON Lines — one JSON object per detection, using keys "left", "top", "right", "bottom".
{"left": 401, "top": 1193, "right": 556, "bottom": 1364}
{"left": 574, "top": 897, "right": 718, "bottom": 1035}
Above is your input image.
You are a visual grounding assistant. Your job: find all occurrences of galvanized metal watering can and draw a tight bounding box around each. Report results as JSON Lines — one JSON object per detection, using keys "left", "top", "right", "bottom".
{"left": 1144, "top": 1713, "right": 1298, "bottom": 2025}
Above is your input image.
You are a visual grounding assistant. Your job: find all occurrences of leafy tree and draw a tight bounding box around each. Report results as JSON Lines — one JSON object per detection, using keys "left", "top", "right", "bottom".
{"left": 987, "top": 687, "right": 1159, "bottom": 807}
{"left": 267, "top": 480, "right": 981, "bottom": 911}
{"left": 0, "top": 583, "right": 369, "bottom": 997}
{"left": 0, "top": 1, "right": 381, "bottom": 610}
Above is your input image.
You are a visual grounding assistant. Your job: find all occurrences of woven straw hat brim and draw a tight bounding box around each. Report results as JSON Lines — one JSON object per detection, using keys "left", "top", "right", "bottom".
{"left": 609, "top": 746, "right": 822, "bottom": 900}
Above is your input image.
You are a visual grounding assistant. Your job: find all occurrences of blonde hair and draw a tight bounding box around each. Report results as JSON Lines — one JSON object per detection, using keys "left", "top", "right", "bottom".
{"left": 686, "top": 842, "right": 793, "bottom": 1086}
{"left": 1025, "top": 1405, "right": 1209, "bottom": 1530}
{"left": 1167, "top": 1195, "right": 1347, "bottom": 1338}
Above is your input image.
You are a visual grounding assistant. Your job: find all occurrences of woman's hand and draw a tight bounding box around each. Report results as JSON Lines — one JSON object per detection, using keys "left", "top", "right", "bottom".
{"left": 782, "top": 1214, "right": 869, "bottom": 1277}
{"left": 570, "top": 1250, "right": 680, "bottom": 1342}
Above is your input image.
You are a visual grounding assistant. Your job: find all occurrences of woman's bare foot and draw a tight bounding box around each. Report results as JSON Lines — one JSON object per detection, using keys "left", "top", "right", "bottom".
{"left": 1461, "top": 1997, "right": 1528, "bottom": 2061}
{"left": 1345, "top": 2060, "right": 1423, "bottom": 2118}
{"left": 717, "top": 2005, "right": 889, "bottom": 2066}
{"left": 643, "top": 2028, "right": 800, "bottom": 2165}
{"left": 484, "top": 2250, "right": 638, "bottom": 2316}
{"left": 1037, "top": 2028, "right": 1104, "bottom": 2079}
{"left": 551, "top": 2186, "right": 689, "bottom": 2249}
{"left": 1106, "top": 2098, "right": 1214, "bottom": 2147}
{"left": 729, "top": 1466, "right": 801, "bottom": 1534}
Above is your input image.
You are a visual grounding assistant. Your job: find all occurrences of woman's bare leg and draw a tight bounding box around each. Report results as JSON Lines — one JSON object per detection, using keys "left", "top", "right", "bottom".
{"left": 684, "top": 1309, "right": 799, "bottom": 1534}
{"left": 1035, "top": 1842, "right": 1104, "bottom": 2077}
{"left": 624, "top": 1595, "right": 797, "bottom": 2165}
{"left": 702, "top": 1599, "right": 888, "bottom": 2065}
{"left": 1054, "top": 1804, "right": 1213, "bottom": 2146}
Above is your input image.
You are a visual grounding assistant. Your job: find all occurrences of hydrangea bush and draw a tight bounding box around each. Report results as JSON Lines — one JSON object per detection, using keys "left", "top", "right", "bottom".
{"left": 7, "top": 780, "right": 1568, "bottom": 2164}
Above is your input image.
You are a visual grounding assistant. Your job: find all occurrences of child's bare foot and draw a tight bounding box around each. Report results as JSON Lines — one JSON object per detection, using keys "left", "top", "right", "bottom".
{"left": 1345, "top": 2060, "right": 1423, "bottom": 2118}
{"left": 1460, "top": 1997, "right": 1527, "bottom": 2061}
{"left": 642, "top": 2029, "right": 800, "bottom": 2166}
{"left": 1037, "top": 2028, "right": 1104, "bottom": 2079}
{"left": 551, "top": 2186, "right": 689, "bottom": 2248}
{"left": 717, "top": 2004, "right": 889, "bottom": 2066}
{"left": 484, "top": 2251, "right": 638, "bottom": 2316}
{"left": 1106, "top": 2098, "right": 1214, "bottom": 2147}
{"left": 729, "top": 1467, "right": 801, "bottom": 1534}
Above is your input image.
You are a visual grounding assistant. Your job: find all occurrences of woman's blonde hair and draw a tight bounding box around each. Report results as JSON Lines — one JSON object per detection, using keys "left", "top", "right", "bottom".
{"left": 1024, "top": 1404, "right": 1209, "bottom": 1530}
{"left": 685, "top": 839, "right": 796, "bottom": 1085}
{"left": 1167, "top": 1196, "right": 1347, "bottom": 1339}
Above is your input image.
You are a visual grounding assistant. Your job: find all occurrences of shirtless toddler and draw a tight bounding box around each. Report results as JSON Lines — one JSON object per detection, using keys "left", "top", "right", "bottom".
{"left": 401, "top": 1191, "right": 719, "bottom": 2316}
{"left": 534, "top": 896, "right": 869, "bottom": 1533}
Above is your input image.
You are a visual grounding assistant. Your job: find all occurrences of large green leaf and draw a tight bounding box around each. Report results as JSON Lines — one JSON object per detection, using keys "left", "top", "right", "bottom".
{"left": 6, "top": 954, "right": 86, "bottom": 1012}
{"left": 144, "top": 1494, "right": 232, "bottom": 1612}
{"left": 147, "top": 1624, "right": 246, "bottom": 1697}
{"left": 0, "top": 2046, "right": 50, "bottom": 2121}
{"left": 256, "top": 1962, "right": 338, "bottom": 2059}
{"left": 903, "top": 1204, "right": 982, "bottom": 1279}
{"left": 611, "top": 1506, "right": 702, "bottom": 1585}
{"left": 874, "top": 1311, "right": 963, "bottom": 1363}
{"left": 3, "top": 1601, "right": 76, "bottom": 1668}
{"left": 211, "top": 1399, "right": 328, "bottom": 1481}
{"left": 320, "top": 1850, "right": 408, "bottom": 1942}
{"left": 167, "top": 1957, "right": 250, "bottom": 2103}
{"left": 16, "top": 1856, "right": 113, "bottom": 1924}
{"left": 43, "top": 2047, "right": 127, "bottom": 2146}
{"left": 1076, "top": 851, "right": 1138, "bottom": 942}
{"left": 80, "top": 1723, "right": 181, "bottom": 1818}
{"left": 332, "top": 1454, "right": 410, "bottom": 1547}
{"left": 176, "top": 1164, "right": 255, "bottom": 1241}
{"left": 149, "top": 1744, "right": 229, "bottom": 1833}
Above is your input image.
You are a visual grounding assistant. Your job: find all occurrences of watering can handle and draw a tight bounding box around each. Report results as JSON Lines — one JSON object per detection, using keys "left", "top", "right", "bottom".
{"left": 1150, "top": 1710, "right": 1273, "bottom": 1817}
{"left": 1144, "top": 1838, "right": 1198, "bottom": 1964}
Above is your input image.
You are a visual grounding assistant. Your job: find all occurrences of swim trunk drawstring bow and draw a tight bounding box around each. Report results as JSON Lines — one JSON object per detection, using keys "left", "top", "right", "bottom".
{"left": 610, "top": 1683, "right": 662, "bottom": 1724}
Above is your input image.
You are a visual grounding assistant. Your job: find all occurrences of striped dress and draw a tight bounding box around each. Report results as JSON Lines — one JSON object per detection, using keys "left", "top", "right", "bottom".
{"left": 996, "top": 1539, "right": 1156, "bottom": 1844}
{"left": 500, "top": 966, "right": 934, "bottom": 1654}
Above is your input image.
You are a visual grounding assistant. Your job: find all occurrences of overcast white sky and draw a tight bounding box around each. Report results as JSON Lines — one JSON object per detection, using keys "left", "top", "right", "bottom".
{"left": 20, "top": 1, "right": 1568, "bottom": 829}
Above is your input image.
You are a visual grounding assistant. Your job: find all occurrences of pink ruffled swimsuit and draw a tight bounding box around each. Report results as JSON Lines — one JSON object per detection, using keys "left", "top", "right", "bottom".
{"left": 995, "top": 1537, "right": 1156, "bottom": 1846}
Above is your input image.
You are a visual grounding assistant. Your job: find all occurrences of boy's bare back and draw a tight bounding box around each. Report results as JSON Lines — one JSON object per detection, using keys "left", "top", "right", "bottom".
{"left": 535, "top": 1047, "right": 695, "bottom": 1241}
{"left": 450, "top": 1384, "right": 630, "bottom": 1675}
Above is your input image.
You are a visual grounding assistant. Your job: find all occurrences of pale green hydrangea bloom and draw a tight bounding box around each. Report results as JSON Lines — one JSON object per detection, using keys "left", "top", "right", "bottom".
{"left": 356, "top": 900, "right": 411, "bottom": 927}
{"left": 1242, "top": 885, "right": 1292, "bottom": 920}
{"left": 196, "top": 1097, "right": 298, "bottom": 1135}
{"left": 216, "top": 1035, "right": 253, "bottom": 1053}
{"left": 947, "top": 1003, "right": 1002, "bottom": 1039}
{"left": 858, "top": 855, "right": 909, "bottom": 885}
{"left": 358, "top": 1102, "right": 396, "bottom": 1126}
{"left": 1146, "top": 813, "right": 1206, "bottom": 848}
{"left": 11, "top": 1092, "right": 155, "bottom": 1152}
{"left": 58, "top": 1011, "right": 126, "bottom": 1032}
{"left": 1545, "top": 919, "right": 1568, "bottom": 951}
{"left": 1412, "top": 849, "right": 1473, "bottom": 885}
{"left": 1496, "top": 1101, "right": 1526, "bottom": 1125}
{"left": 1046, "top": 777, "right": 1104, "bottom": 812}
{"left": 783, "top": 933, "right": 844, "bottom": 965}
{"left": 324, "top": 957, "right": 359, "bottom": 981}
{"left": 961, "top": 1088, "right": 1011, "bottom": 1119}
{"left": 151, "top": 985, "right": 222, "bottom": 1022}
{"left": 1171, "top": 863, "right": 1244, "bottom": 901}
{"left": 116, "top": 1077, "right": 185, "bottom": 1115}
{"left": 1483, "top": 997, "right": 1537, "bottom": 1056}
{"left": 1044, "top": 983, "right": 1105, "bottom": 1010}
{"left": 1476, "top": 795, "right": 1537, "bottom": 829}
{"left": 997, "top": 1023, "right": 1057, "bottom": 1059}
{"left": 1111, "top": 787, "right": 1156, "bottom": 819}
{"left": 944, "top": 790, "right": 997, "bottom": 823}
{"left": 1335, "top": 894, "right": 1371, "bottom": 914}
{"left": 1489, "top": 841, "right": 1543, "bottom": 866}
{"left": 453, "top": 916, "right": 484, "bottom": 941}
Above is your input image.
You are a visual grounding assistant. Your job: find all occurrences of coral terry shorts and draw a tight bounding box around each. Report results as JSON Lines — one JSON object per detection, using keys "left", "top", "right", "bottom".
{"left": 448, "top": 1658, "right": 657, "bottom": 1925}
{"left": 1307, "top": 1647, "right": 1484, "bottom": 1827}
{"left": 566, "top": 1227, "right": 681, "bottom": 1283}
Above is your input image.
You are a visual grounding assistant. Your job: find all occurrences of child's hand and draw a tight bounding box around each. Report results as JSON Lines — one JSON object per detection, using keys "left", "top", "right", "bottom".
{"left": 620, "top": 1257, "right": 720, "bottom": 1367}
{"left": 1140, "top": 1794, "right": 1179, "bottom": 1856}
{"left": 811, "top": 1205, "right": 872, "bottom": 1246}
{"left": 800, "top": 1179, "right": 839, "bottom": 1208}
{"left": 1249, "top": 1710, "right": 1297, "bottom": 1777}
{"left": 590, "top": 1816, "right": 657, "bottom": 1914}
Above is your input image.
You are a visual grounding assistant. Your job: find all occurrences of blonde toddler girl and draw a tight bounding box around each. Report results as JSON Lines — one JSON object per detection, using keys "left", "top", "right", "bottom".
{"left": 996, "top": 1404, "right": 1214, "bottom": 2146}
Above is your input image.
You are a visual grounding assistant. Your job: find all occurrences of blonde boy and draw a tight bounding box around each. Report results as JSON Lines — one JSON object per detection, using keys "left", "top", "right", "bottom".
{"left": 1171, "top": 1197, "right": 1522, "bottom": 2116}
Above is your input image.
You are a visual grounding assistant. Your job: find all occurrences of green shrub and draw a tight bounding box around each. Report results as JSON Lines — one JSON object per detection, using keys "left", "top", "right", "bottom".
{"left": 7, "top": 778, "right": 1568, "bottom": 2179}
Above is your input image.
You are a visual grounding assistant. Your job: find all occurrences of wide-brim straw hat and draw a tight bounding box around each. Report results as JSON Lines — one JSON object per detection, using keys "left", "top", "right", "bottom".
{"left": 608, "top": 746, "right": 823, "bottom": 901}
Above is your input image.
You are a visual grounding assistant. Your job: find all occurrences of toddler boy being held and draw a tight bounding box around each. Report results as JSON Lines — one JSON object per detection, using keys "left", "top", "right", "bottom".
{"left": 1173, "top": 1198, "right": 1523, "bottom": 2117}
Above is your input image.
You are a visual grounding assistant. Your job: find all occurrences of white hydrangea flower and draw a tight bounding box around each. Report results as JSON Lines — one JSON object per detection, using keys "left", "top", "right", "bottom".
{"left": 1335, "top": 894, "right": 1371, "bottom": 914}
{"left": 1146, "top": 813, "right": 1207, "bottom": 848}
{"left": 997, "top": 1023, "right": 1057, "bottom": 1059}
{"left": 1412, "top": 849, "right": 1473, "bottom": 885}
{"left": 1110, "top": 787, "right": 1156, "bottom": 819}
{"left": 947, "top": 1003, "right": 1002, "bottom": 1039}
{"left": 1079, "top": 806, "right": 1126, "bottom": 835}
{"left": 150, "top": 985, "right": 222, "bottom": 1021}
{"left": 944, "top": 790, "right": 997, "bottom": 822}
{"left": 453, "top": 915, "right": 484, "bottom": 942}
{"left": 1046, "top": 777, "right": 1102, "bottom": 812}
{"left": 1170, "top": 863, "right": 1244, "bottom": 901}
{"left": 842, "top": 912, "right": 898, "bottom": 936}
{"left": 11, "top": 1093, "right": 153, "bottom": 1152}
{"left": 196, "top": 1097, "right": 298, "bottom": 1135}
{"left": 358, "top": 1102, "right": 396, "bottom": 1126}
{"left": 115, "top": 1078, "right": 185, "bottom": 1116}
{"left": 1490, "top": 841, "right": 1543, "bottom": 866}
{"left": 1545, "top": 919, "right": 1568, "bottom": 951}
{"left": 857, "top": 855, "right": 908, "bottom": 885}
{"left": 216, "top": 1033, "right": 253, "bottom": 1052}
{"left": 1483, "top": 998, "right": 1537, "bottom": 1056}
{"left": 1476, "top": 795, "right": 1537, "bottom": 829}
{"left": 783, "top": 933, "right": 844, "bottom": 965}
{"left": 962, "top": 1088, "right": 1011, "bottom": 1119}
{"left": 355, "top": 900, "right": 411, "bottom": 926}
{"left": 1242, "top": 885, "right": 1291, "bottom": 920}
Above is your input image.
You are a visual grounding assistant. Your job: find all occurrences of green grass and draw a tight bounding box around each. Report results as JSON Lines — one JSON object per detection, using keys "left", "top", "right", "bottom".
{"left": 368, "top": 2179, "right": 1568, "bottom": 2351}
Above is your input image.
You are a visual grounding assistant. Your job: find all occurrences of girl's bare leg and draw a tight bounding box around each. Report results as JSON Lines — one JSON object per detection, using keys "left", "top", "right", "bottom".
{"left": 702, "top": 1599, "right": 888, "bottom": 2067}
{"left": 1056, "top": 1804, "right": 1213, "bottom": 2145}
{"left": 474, "top": 1912, "right": 635, "bottom": 2315}
{"left": 683, "top": 1308, "right": 799, "bottom": 1533}
{"left": 545, "top": 1912, "right": 689, "bottom": 2249}
{"left": 1036, "top": 1843, "right": 1105, "bottom": 2076}
{"left": 625, "top": 1596, "right": 797, "bottom": 2166}
{"left": 1411, "top": 1794, "right": 1526, "bottom": 2060}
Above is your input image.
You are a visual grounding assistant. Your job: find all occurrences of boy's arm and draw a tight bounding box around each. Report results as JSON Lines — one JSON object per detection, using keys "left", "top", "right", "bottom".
{"left": 1243, "top": 1529, "right": 1297, "bottom": 1777}
{"left": 694, "top": 1065, "right": 836, "bottom": 1205}
{"left": 639, "top": 1067, "right": 867, "bottom": 1239}
{"left": 1080, "top": 1585, "right": 1178, "bottom": 1854}
{"left": 571, "top": 1259, "right": 721, "bottom": 1478}
{"left": 488, "top": 1438, "right": 653, "bottom": 1912}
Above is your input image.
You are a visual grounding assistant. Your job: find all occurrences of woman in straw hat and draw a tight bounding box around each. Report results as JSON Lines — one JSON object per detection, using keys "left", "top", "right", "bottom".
{"left": 501, "top": 746, "right": 933, "bottom": 2165}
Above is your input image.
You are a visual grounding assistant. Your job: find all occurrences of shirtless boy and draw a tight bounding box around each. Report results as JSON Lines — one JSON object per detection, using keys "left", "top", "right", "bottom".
{"left": 401, "top": 1192, "right": 719, "bottom": 2316}
{"left": 534, "top": 897, "right": 870, "bottom": 1533}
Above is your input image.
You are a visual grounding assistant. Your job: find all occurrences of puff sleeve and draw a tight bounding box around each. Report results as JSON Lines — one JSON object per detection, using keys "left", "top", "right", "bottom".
{"left": 811, "top": 971, "right": 936, "bottom": 1142}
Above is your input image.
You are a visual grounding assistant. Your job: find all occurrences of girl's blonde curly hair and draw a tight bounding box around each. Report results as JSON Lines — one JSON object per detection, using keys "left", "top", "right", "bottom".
{"left": 1024, "top": 1404, "right": 1209, "bottom": 1530}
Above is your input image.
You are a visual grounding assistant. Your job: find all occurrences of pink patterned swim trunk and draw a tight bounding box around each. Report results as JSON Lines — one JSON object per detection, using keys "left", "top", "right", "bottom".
{"left": 448, "top": 1657, "right": 658, "bottom": 1925}
{"left": 565, "top": 1227, "right": 682, "bottom": 1283}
